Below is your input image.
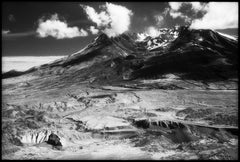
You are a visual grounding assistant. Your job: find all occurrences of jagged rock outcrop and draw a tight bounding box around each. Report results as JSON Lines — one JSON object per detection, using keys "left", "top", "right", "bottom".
{"left": 132, "top": 117, "right": 238, "bottom": 144}
{"left": 20, "top": 129, "right": 52, "bottom": 144}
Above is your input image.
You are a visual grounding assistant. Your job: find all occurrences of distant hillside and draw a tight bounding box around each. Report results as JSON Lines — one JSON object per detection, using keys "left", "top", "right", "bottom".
{"left": 215, "top": 28, "right": 238, "bottom": 37}
{"left": 3, "top": 26, "right": 238, "bottom": 84}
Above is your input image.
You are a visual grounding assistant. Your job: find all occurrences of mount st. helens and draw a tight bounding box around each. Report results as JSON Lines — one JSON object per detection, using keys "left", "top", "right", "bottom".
{"left": 3, "top": 26, "right": 238, "bottom": 86}
{"left": 2, "top": 26, "right": 238, "bottom": 160}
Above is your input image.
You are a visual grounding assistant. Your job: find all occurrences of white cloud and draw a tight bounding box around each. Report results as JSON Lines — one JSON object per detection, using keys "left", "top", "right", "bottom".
{"left": 80, "top": 5, "right": 109, "bottom": 27}
{"left": 168, "top": 2, "right": 207, "bottom": 23}
{"left": 168, "top": 2, "right": 238, "bottom": 29}
{"left": 2, "top": 30, "right": 10, "bottom": 35}
{"left": 168, "top": 2, "right": 189, "bottom": 21}
{"left": 89, "top": 26, "right": 99, "bottom": 35}
{"left": 79, "top": 28, "right": 88, "bottom": 36}
{"left": 190, "top": 2, "right": 204, "bottom": 11}
{"left": 36, "top": 14, "right": 88, "bottom": 39}
{"left": 169, "top": 10, "right": 185, "bottom": 19}
{"left": 169, "top": 2, "right": 183, "bottom": 10}
{"left": 81, "top": 2, "right": 133, "bottom": 37}
{"left": 145, "top": 26, "right": 160, "bottom": 38}
{"left": 169, "top": 2, "right": 205, "bottom": 13}
{"left": 190, "top": 2, "right": 238, "bottom": 29}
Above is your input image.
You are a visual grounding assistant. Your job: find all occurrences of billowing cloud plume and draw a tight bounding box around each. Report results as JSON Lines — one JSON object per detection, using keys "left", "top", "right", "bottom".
{"left": 168, "top": 2, "right": 185, "bottom": 18}
{"left": 145, "top": 26, "right": 160, "bottom": 38}
{"left": 36, "top": 14, "right": 88, "bottom": 39}
{"left": 81, "top": 2, "right": 133, "bottom": 37}
{"left": 168, "top": 2, "right": 207, "bottom": 23}
{"left": 89, "top": 26, "right": 99, "bottom": 35}
{"left": 190, "top": 2, "right": 205, "bottom": 11}
{"left": 190, "top": 2, "right": 238, "bottom": 29}
{"left": 168, "top": 2, "right": 238, "bottom": 30}
{"left": 169, "top": 2, "right": 183, "bottom": 11}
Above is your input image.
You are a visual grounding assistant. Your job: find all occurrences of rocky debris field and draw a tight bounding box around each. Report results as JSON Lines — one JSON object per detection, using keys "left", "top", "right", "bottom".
{"left": 2, "top": 79, "right": 238, "bottom": 160}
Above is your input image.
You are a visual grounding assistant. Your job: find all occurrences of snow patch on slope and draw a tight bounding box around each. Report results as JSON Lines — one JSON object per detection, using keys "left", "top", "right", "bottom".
{"left": 217, "top": 32, "right": 238, "bottom": 41}
{"left": 136, "top": 33, "right": 149, "bottom": 42}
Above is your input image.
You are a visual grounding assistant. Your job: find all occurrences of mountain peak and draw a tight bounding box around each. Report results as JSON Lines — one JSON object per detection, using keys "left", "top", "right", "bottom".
{"left": 3, "top": 26, "right": 238, "bottom": 83}
{"left": 94, "top": 33, "right": 111, "bottom": 43}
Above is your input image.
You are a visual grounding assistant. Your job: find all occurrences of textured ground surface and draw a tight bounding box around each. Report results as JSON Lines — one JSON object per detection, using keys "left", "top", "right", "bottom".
{"left": 2, "top": 74, "right": 238, "bottom": 160}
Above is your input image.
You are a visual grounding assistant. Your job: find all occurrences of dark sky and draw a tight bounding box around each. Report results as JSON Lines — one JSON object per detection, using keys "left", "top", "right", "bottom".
{"left": 2, "top": 2, "right": 238, "bottom": 56}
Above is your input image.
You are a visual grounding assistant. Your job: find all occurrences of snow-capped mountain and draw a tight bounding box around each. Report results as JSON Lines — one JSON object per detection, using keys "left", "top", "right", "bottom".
{"left": 3, "top": 26, "right": 238, "bottom": 83}
{"left": 135, "top": 27, "right": 179, "bottom": 51}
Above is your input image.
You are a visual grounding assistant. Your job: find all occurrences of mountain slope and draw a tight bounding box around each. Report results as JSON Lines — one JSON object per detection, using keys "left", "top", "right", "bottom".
{"left": 129, "top": 26, "right": 238, "bottom": 80}
{"left": 3, "top": 26, "right": 238, "bottom": 85}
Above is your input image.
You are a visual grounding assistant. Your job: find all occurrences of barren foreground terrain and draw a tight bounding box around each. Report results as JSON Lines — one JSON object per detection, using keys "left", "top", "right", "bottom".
{"left": 2, "top": 73, "right": 238, "bottom": 160}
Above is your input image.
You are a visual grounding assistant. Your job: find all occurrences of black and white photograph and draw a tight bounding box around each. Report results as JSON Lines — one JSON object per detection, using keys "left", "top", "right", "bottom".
{"left": 2, "top": 1, "right": 238, "bottom": 160}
